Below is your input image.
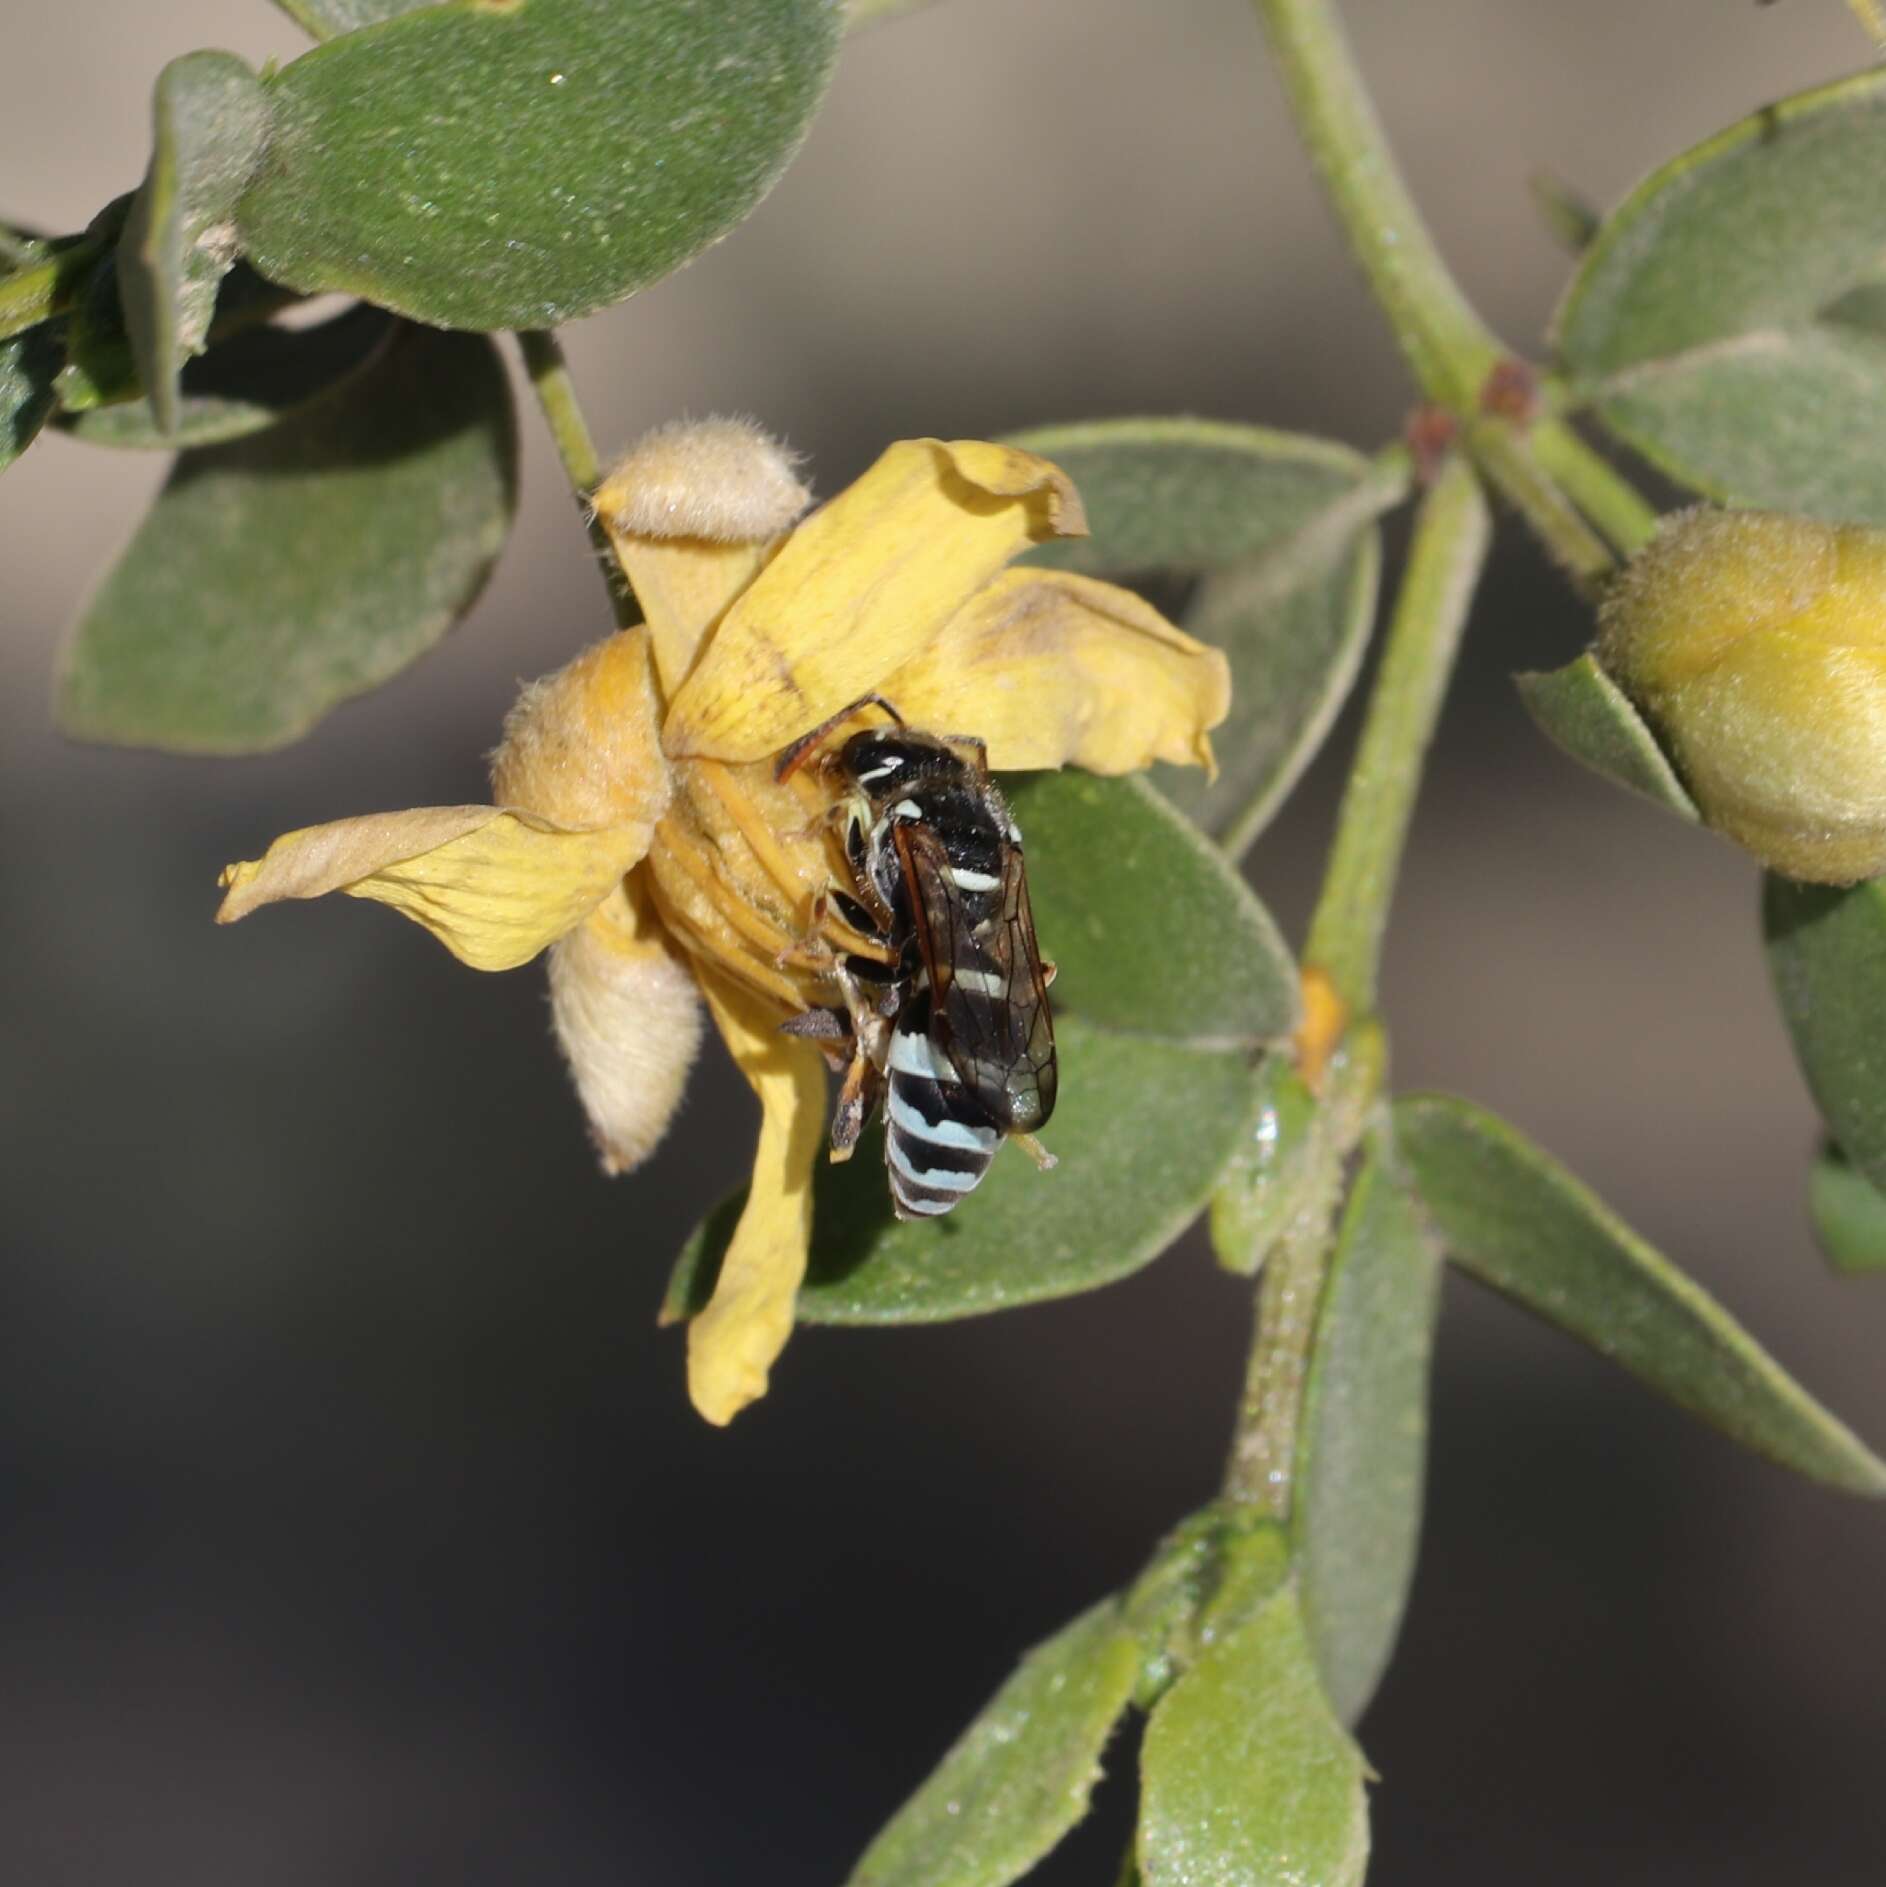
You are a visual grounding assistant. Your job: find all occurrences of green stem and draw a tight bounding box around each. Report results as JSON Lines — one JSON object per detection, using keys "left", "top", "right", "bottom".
{"left": 1223, "top": 1019, "right": 1384, "bottom": 1513}
{"left": 1468, "top": 419, "right": 1613, "bottom": 595}
{"left": 1250, "top": 0, "right": 1502, "bottom": 410}
{"left": 1530, "top": 418, "right": 1659, "bottom": 559}
{"left": 1223, "top": 463, "right": 1486, "bottom": 1514}
{"left": 514, "top": 327, "right": 637, "bottom": 631}
{"left": 1303, "top": 454, "right": 1491, "bottom": 1017}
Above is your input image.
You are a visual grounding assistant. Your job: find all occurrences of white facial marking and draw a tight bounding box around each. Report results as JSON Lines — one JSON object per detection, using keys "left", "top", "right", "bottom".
{"left": 890, "top": 799, "right": 923, "bottom": 822}
{"left": 948, "top": 866, "right": 1001, "bottom": 894}
{"left": 889, "top": 1028, "right": 960, "bottom": 1083}
{"left": 888, "top": 1092, "right": 998, "bottom": 1152}
{"left": 854, "top": 757, "right": 902, "bottom": 785}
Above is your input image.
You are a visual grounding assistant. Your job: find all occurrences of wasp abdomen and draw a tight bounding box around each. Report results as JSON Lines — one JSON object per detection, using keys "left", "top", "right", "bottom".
{"left": 883, "top": 994, "right": 1001, "bottom": 1219}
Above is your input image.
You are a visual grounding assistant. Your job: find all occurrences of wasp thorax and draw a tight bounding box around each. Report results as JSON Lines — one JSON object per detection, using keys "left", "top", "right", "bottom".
{"left": 1598, "top": 507, "right": 1886, "bottom": 884}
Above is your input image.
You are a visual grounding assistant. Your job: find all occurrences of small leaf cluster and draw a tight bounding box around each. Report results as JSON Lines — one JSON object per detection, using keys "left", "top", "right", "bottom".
{"left": 2, "top": 0, "right": 845, "bottom": 747}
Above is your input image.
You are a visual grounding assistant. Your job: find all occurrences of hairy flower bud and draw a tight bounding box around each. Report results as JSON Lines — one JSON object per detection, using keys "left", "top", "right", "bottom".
{"left": 1597, "top": 508, "right": 1886, "bottom": 884}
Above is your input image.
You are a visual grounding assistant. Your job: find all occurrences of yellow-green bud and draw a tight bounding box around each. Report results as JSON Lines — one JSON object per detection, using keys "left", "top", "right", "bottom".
{"left": 1598, "top": 507, "right": 1886, "bottom": 884}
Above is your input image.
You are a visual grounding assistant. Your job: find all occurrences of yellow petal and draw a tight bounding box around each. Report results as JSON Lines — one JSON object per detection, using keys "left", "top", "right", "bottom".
{"left": 684, "top": 969, "right": 828, "bottom": 1425}
{"left": 591, "top": 419, "right": 812, "bottom": 699}
{"left": 880, "top": 568, "right": 1231, "bottom": 774}
{"left": 491, "top": 628, "right": 672, "bottom": 829}
{"left": 662, "top": 438, "right": 1089, "bottom": 762}
{"left": 549, "top": 871, "right": 704, "bottom": 1175}
{"left": 216, "top": 806, "right": 650, "bottom": 972}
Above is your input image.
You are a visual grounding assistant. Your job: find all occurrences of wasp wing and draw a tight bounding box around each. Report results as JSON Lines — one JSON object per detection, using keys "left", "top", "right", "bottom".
{"left": 893, "top": 821, "right": 1057, "bottom": 1134}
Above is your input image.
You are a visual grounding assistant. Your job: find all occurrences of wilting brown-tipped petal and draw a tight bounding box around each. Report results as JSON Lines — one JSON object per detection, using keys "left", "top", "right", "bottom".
{"left": 548, "top": 872, "right": 704, "bottom": 1175}
{"left": 217, "top": 806, "right": 650, "bottom": 972}
{"left": 684, "top": 969, "right": 828, "bottom": 1425}
{"left": 881, "top": 568, "right": 1230, "bottom": 775}
{"left": 592, "top": 418, "right": 812, "bottom": 699}
{"left": 661, "top": 439, "right": 1088, "bottom": 763}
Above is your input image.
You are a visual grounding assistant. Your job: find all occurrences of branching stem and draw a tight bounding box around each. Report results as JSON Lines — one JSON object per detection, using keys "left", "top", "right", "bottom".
{"left": 1249, "top": 0, "right": 1501, "bottom": 411}
{"left": 1304, "top": 455, "right": 1491, "bottom": 1016}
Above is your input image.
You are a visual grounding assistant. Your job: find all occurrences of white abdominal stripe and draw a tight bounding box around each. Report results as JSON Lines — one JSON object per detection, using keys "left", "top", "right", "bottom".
{"left": 884, "top": 1012, "right": 1001, "bottom": 1219}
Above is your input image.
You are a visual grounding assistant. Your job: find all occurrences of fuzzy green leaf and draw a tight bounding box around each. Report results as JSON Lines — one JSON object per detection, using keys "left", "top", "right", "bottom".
{"left": 670, "top": 1019, "right": 1263, "bottom": 1326}
{"left": 1009, "top": 418, "right": 1399, "bottom": 851}
{"left": 847, "top": 1601, "right": 1142, "bottom": 1887}
{"left": 1515, "top": 652, "right": 1700, "bottom": 821}
{"left": 1557, "top": 69, "right": 1886, "bottom": 520}
{"left": 118, "top": 51, "right": 271, "bottom": 435}
{"left": 1808, "top": 1142, "right": 1886, "bottom": 1276}
{"left": 1293, "top": 1131, "right": 1442, "bottom": 1727}
{"left": 270, "top": 0, "right": 432, "bottom": 34}
{"left": 0, "top": 321, "right": 62, "bottom": 472}
{"left": 59, "top": 323, "right": 516, "bottom": 754}
{"left": 57, "top": 301, "right": 393, "bottom": 450}
{"left": 237, "top": 0, "right": 840, "bottom": 331}
{"left": 1765, "top": 874, "right": 1886, "bottom": 1194}
{"left": 1139, "top": 1585, "right": 1370, "bottom": 1887}
{"left": 1005, "top": 772, "right": 1299, "bottom": 1046}
{"left": 1396, "top": 1093, "right": 1886, "bottom": 1494}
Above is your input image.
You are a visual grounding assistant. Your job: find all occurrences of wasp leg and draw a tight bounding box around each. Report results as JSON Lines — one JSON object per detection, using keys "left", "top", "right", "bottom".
{"left": 829, "top": 1049, "right": 884, "bottom": 1162}
{"left": 778, "top": 1005, "right": 854, "bottom": 1074}
{"left": 1040, "top": 959, "right": 1058, "bottom": 989}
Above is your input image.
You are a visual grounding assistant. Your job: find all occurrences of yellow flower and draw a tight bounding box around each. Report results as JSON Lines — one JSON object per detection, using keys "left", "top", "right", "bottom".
{"left": 216, "top": 420, "right": 1229, "bottom": 1424}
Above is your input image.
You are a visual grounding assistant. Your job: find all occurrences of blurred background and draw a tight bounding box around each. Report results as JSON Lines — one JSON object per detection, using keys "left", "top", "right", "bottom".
{"left": 4, "top": 1, "right": 1884, "bottom": 1880}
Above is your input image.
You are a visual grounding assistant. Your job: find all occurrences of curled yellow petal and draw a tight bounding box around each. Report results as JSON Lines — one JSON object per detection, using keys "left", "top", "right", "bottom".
{"left": 662, "top": 438, "right": 1088, "bottom": 763}
{"left": 549, "top": 872, "right": 704, "bottom": 1175}
{"left": 491, "top": 628, "right": 673, "bottom": 829}
{"left": 880, "top": 568, "right": 1230, "bottom": 775}
{"left": 217, "top": 806, "right": 650, "bottom": 971}
{"left": 592, "top": 419, "right": 811, "bottom": 698}
{"left": 685, "top": 969, "right": 828, "bottom": 1426}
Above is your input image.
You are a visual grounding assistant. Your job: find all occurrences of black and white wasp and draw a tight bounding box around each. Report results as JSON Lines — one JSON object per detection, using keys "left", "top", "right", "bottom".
{"left": 779, "top": 701, "right": 1057, "bottom": 1220}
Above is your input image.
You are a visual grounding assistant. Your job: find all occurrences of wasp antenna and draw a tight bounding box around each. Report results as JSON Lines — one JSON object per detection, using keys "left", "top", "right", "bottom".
{"left": 772, "top": 694, "right": 906, "bottom": 781}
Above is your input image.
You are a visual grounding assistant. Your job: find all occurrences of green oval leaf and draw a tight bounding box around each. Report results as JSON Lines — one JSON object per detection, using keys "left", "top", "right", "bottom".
{"left": 270, "top": 0, "right": 432, "bottom": 34}
{"left": 1005, "top": 772, "right": 1299, "bottom": 1046}
{"left": 669, "top": 1019, "right": 1264, "bottom": 1326}
{"left": 1395, "top": 1093, "right": 1886, "bottom": 1494}
{"left": 118, "top": 50, "right": 272, "bottom": 435}
{"left": 1139, "top": 1585, "right": 1370, "bottom": 1887}
{"left": 1293, "top": 1131, "right": 1442, "bottom": 1728}
{"left": 1557, "top": 70, "right": 1886, "bottom": 521}
{"left": 0, "top": 321, "right": 62, "bottom": 473}
{"left": 1809, "top": 1140, "right": 1886, "bottom": 1276}
{"left": 1009, "top": 418, "right": 1401, "bottom": 852}
{"left": 847, "top": 1600, "right": 1142, "bottom": 1887}
{"left": 237, "top": 0, "right": 841, "bottom": 331}
{"left": 58, "top": 322, "right": 516, "bottom": 754}
{"left": 1765, "top": 874, "right": 1886, "bottom": 1193}
{"left": 56, "top": 302, "right": 395, "bottom": 450}
{"left": 1514, "top": 651, "right": 1701, "bottom": 822}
